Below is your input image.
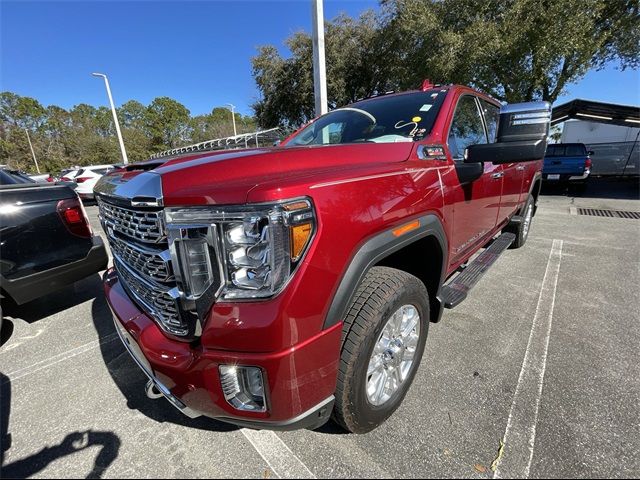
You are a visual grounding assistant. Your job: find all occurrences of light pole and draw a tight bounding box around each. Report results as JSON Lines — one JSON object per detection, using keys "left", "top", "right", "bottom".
{"left": 24, "top": 129, "right": 41, "bottom": 174}
{"left": 92, "top": 72, "right": 129, "bottom": 165}
{"left": 312, "top": 0, "right": 328, "bottom": 116}
{"left": 225, "top": 103, "right": 237, "bottom": 137}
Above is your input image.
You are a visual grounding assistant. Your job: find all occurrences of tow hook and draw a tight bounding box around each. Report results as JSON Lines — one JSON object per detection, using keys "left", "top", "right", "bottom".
{"left": 145, "top": 380, "right": 163, "bottom": 400}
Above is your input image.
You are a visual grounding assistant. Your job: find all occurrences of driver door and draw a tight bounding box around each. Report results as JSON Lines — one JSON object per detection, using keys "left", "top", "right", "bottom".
{"left": 447, "top": 95, "right": 503, "bottom": 264}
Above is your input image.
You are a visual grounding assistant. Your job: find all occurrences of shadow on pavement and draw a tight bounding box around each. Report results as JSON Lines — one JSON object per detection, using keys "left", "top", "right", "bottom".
{"left": 1, "top": 273, "right": 104, "bottom": 324}
{"left": 1, "top": 429, "right": 120, "bottom": 479}
{"left": 1, "top": 373, "right": 11, "bottom": 468}
{"left": 540, "top": 177, "right": 640, "bottom": 200}
{"left": 90, "top": 288, "right": 237, "bottom": 433}
{"left": 0, "top": 319, "right": 14, "bottom": 347}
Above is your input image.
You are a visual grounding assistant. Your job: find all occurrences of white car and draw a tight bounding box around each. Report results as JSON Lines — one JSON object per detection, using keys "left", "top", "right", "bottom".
{"left": 73, "top": 165, "right": 117, "bottom": 201}
{"left": 60, "top": 169, "right": 81, "bottom": 182}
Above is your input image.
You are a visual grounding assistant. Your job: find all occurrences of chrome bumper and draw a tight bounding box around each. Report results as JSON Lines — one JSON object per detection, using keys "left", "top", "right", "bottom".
{"left": 569, "top": 168, "right": 591, "bottom": 181}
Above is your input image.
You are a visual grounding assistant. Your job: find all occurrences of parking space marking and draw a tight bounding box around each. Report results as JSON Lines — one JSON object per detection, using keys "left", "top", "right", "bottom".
{"left": 493, "top": 239, "right": 563, "bottom": 479}
{"left": 241, "top": 429, "right": 315, "bottom": 479}
{"left": 2, "top": 333, "right": 119, "bottom": 383}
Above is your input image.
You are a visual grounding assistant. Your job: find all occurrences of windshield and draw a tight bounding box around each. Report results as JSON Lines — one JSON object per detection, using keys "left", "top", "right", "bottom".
{"left": 286, "top": 90, "right": 448, "bottom": 146}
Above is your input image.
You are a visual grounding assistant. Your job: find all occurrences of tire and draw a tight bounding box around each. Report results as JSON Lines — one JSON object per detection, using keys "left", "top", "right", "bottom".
{"left": 507, "top": 193, "right": 535, "bottom": 249}
{"left": 332, "top": 267, "right": 429, "bottom": 433}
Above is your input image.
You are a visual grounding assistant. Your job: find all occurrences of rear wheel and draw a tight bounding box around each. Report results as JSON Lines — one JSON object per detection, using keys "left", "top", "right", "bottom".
{"left": 333, "top": 267, "right": 429, "bottom": 433}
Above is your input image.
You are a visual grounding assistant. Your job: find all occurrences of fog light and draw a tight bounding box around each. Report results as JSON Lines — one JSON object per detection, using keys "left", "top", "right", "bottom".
{"left": 219, "top": 365, "right": 267, "bottom": 412}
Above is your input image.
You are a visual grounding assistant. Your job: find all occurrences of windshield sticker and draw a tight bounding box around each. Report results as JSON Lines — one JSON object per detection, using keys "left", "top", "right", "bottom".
{"left": 411, "top": 116, "right": 422, "bottom": 122}
{"left": 414, "top": 128, "right": 427, "bottom": 140}
{"left": 431, "top": 93, "right": 438, "bottom": 98}
{"left": 395, "top": 120, "right": 419, "bottom": 137}
{"left": 419, "top": 104, "right": 432, "bottom": 112}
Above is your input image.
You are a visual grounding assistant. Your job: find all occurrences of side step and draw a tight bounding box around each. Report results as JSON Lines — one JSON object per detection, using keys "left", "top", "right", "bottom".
{"left": 440, "top": 232, "right": 516, "bottom": 309}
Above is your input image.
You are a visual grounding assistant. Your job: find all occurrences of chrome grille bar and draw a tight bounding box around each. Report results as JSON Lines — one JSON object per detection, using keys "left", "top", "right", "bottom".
{"left": 98, "top": 199, "right": 165, "bottom": 244}
{"left": 114, "top": 257, "right": 186, "bottom": 337}
{"left": 108, "top": 234, "right": 174, "bottom": 283}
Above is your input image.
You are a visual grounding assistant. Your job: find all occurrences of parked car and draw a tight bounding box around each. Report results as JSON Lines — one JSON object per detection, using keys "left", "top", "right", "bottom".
{"left": 74, "top": 165, "right": 117, "bottom": 200}
{"left": 0, "top": 168, "right": 109, "bottom": 311}
{"left": 60, "top": 169, "right": 81, "bottom": 182}
{"left": 28, "top": 173, "right": 53, "bottom": 183}
{"left": 542, "top": 142, "right": 592, "bottom": 185}
{"left": 1, "top": 169, "right": 36, "bottom": 184}
{"left": 95, "top": 83, "right": 550, "bottom": 433}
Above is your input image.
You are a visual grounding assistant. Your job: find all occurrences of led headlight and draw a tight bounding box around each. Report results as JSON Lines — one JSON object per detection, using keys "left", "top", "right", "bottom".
{"left": 165, "top": 198, "right": 315, "bottom": 307}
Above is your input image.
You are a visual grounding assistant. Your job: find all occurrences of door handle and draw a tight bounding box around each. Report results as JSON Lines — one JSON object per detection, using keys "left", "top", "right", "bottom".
{"left": 516, "top": 165, "right": 526, "bottom": 171}
{"left": 491, "top": 172, "right": 504, "bottom": 179}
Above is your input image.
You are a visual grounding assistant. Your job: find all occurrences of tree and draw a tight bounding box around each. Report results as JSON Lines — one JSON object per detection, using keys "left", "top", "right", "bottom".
{"left": 252, "top": 0, "right": 639, "bottom": 126}
{"left": 0, "top": 91, "right": 259, "bottom": 172}
{"left": 0, "top": 92, "right": 47, "bottom": 130}
{"left": 252, "top": 11, "right": 391, "bottom": 128}
{"left": 382, "top": 0, "right": 640, "bottom": 103}
{"left": 145, "top": 97, "right": 191, "bottom": 150}
{"left": 119, "top": 100, "right": 147, "bottom": 129}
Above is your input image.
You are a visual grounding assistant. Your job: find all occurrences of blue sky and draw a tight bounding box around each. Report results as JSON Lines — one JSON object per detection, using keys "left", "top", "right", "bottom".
{"left": 2, "top": 0, "right": 639, "bottom": 117}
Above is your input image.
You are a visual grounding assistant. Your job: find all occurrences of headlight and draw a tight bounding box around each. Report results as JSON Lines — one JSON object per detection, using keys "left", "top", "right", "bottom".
{"left": 165, "top": 198, "right": 315, "bottom": 306}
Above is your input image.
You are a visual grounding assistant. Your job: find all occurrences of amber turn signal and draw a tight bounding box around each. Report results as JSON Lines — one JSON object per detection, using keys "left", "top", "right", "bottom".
{"left": 290, "top": 223, "right": 313, "bottom": 261}
{"left": 392, "top": 220, "right": 420, "bottom": 237}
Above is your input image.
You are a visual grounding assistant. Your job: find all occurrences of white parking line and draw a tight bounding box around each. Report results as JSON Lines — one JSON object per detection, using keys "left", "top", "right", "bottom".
{"left": 493, "top": 239, "right": 563, "bottom": 479}
{"left": 2, "top": 333, "right": 119, "bottom": 383}
{"left": 241, "top": 429, "right": 316, "bottom": 479}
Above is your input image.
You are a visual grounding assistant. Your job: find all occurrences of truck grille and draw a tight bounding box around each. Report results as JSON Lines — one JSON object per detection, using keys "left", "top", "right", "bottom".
{"left": 114, "top": 259, "right": 186, "bottom": 336}
{"left": 98, "top": 199, "right": 165, "bottom": 244}
{"left": 109, "top": 234, "right": 174, "bottom": 282}
{"left": 98, "top": 197, "right": 190, "bottom": 337}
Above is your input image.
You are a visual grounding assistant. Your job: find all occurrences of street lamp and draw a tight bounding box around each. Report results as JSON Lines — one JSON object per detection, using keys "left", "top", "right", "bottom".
{"left": 225, "top": 103, "right": 237, "bottom": 137}
{"left": 312, "top": 0, "right": 328, "bottom": 116}
{"left": 92, "top": 72, "right": 129, "bottom": 165}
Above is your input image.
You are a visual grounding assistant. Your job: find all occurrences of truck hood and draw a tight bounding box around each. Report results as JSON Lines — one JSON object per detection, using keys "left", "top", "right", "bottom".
{"left": 130, "top": 143, "right": 416, "bottom": 206}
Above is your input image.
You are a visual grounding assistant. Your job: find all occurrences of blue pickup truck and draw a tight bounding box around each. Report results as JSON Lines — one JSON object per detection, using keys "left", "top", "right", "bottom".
{"left": 543, "top": 143, "right": 593, "bottom": 185}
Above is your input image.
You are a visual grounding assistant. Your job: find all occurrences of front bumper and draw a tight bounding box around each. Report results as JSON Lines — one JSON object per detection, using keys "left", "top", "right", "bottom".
{"left": 104, "top": 268, "right": 340, "bottom": 430}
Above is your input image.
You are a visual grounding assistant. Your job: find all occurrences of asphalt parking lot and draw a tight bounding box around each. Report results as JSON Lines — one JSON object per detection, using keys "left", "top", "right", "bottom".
{"left": 1, "top": 178, "right": 639, "bottom": 479}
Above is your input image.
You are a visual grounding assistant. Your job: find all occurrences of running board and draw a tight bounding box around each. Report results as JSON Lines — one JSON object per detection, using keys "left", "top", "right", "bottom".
{"left": 440, "top": 232, "right": 516, "bottom": 309}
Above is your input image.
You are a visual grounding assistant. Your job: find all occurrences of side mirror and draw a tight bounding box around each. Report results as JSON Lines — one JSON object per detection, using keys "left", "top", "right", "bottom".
{"left": 273, "top": 140, "right": 282, "bottom": 147}
{"left": 588, "top": 150, "right": 594, "bottom": 156}
{"left": 466, "top": 101, "right": 551, "bottom": 165}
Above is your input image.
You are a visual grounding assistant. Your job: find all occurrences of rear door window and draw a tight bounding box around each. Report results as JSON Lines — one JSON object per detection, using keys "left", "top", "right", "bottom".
{"left": 479, "top": 99, "right": 500, "bottom": 143}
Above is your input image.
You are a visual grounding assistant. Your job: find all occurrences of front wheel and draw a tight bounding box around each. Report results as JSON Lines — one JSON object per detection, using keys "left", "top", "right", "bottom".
{"left": 332, "top": 267, "right": 429, "bottom": 433}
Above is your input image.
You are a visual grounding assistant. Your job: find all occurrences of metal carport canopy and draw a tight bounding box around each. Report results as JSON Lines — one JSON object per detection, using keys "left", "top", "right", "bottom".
{"left": 551, "top": 99, "right": 640, "bottom": 127}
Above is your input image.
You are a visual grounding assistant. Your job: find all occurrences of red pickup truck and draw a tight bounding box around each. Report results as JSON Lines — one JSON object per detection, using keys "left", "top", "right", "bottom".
{"left": 95, "top": 83, "right": 550, "bottom": 433}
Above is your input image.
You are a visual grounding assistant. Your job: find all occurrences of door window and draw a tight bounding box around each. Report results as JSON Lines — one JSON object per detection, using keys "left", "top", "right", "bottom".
{"left": 448, "top": 96, "right": 487, "bottom": 160}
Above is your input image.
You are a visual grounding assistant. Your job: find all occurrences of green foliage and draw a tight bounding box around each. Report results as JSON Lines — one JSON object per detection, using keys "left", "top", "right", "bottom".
{"left": 252, "top": 0, "right": 639, "bottom": 126}
{"left": 252, "top": 11, "right": 393, "bottom": 128}
{"left": 145, "top": 97, "right": 191, "bottom": 150}
{"left": 0, "top": 92, "right": 259, "bottom": 174}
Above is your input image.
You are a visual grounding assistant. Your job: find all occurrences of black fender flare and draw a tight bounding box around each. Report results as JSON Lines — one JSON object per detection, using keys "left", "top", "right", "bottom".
{"left": 529, "top": 171, "right": 543, "bottom": 214}
{"left": 323, "top": 214, "right": 448, "bottom": 330}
